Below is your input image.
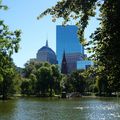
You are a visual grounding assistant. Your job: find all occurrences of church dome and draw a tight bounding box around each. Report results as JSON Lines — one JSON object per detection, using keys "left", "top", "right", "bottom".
{"left": 39, "top": 46, "right": 56, "bottom": 56}
{"left": 36, "top": 40, "right": 57, "bottom": 64}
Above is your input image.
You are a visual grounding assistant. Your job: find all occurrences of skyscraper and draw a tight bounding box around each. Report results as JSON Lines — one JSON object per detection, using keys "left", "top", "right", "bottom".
{"left": 56, "top": 25, "right": 93, "bottom": 73}
{"left": 56, "top": 25, "right": 84, "bottom": 65}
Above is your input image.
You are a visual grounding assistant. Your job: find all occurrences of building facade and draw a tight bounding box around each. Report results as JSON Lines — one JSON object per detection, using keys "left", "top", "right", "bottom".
{"left": 65, "top": 52, "right": 85, "bottom": 73}
{"left": 56, "top": 25, "right": 84, "bottom": 65}
{"left": 56, "top": 25, "right": 93, "bottom": 73}
{"left": 36, "top": 41, "right": 57, "bottom": 64}
{"left": 77, "top": 60, "right": 94, "bottom": 70}
{"left": 61, "top": 51, "right": 68, "bottom": 74}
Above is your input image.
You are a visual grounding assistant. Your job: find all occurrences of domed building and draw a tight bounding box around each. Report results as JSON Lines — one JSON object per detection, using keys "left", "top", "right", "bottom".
{"left": 36, "top": 40, "right": 58, "bottom": 64}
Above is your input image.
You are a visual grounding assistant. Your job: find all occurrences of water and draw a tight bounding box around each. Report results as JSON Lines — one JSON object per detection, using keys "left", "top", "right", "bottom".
{"left": 0, "top": 97, "right": 120, "bottom": 120}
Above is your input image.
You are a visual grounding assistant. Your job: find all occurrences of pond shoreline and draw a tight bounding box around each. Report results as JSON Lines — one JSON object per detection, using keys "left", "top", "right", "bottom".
{"left": 0, "top": 93, "right": 119, "bottom": 101}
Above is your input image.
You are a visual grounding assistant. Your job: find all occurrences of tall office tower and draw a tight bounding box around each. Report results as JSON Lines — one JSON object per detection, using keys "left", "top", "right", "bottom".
{"left": 56, "top": 25, "right": 84, "bottom": 65}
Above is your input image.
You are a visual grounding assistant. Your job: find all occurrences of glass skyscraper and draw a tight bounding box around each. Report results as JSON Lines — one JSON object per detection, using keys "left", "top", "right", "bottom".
{"left": 77, "top": 60, "right": 94, "bottom": 70}
{"left": 56, "top": 25, "right": 84, "bottom": 64}
{"left": 56, "top": 25, "right": 93, "bottom": 73}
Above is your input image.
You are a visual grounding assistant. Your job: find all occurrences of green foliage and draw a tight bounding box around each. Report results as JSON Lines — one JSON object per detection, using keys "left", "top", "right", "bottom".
{"left": 89, "top": 1, "right": 120, "bottom": 94}
{"left": 51, "top": 64, "right": 61, "bottom": 94}
{"left": 70, "top": 71, "right": 85, "bottom": 93}
{"left": 12, "top": 72, "right": 22, "bottom": 94}
{"left": 0, "top": 56, "right": 21, "bottom": 99}
{"left": 39, "top": 0, "right": 120, "bottom": 96}
{"left": 96, "top": 76, "right": 105, "bottom": 95}
{"left": 61, "top": 75, "right": 74, "bottom": 92}
{"left": 21, "top": 78, "right": 31, "bottom": 95}
{"left": 0, "top": 0, "right": 8, "bottom": 10}
{"left": 23, "top": 59, "right": 43, "bottom": 78}
{"left": 36, "top": 66, "right": 52, "bottom": 95}
{"left": 22, "top": 60, "right": 62, "bottom": 96}
{"left": 0, "top": 1, "right": 21, "bottom": 100}
{"left": 29, "top": 73, "right": 37, "bottom": 94}
{"left": 38, "top": 0, "right": 98, "bottom": 44}
{"left": 61, "top": 71, "right": 86, "bottom": 93}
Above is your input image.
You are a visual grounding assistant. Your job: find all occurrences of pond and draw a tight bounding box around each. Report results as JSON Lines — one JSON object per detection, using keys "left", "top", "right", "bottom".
{"left": 0, "top": 97, "right": 120, "bottom": 120}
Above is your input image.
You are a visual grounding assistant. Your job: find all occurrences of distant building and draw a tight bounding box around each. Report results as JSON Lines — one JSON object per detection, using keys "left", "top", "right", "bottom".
{"left": 61, "top": 51, "right": 68, "bottom": 74}
{"left": 65, "top": 52, "right": 85, "bottom": 73}
{"left": 56, "top": 25, "right": 84, "bottom": 65}
{"left": 77, "top": 60, "right": 94, "bottom": 70}
{"left": 36, "top": 40, "right": 57, "bottom": 64}
{"left": 56, "top": 25, "right": 93, "bottom": 73}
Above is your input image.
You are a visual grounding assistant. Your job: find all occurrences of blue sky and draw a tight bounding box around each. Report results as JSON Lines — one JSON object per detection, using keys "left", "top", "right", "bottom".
{"left": 1, "top": 0, "right": 99, "bottom": 67}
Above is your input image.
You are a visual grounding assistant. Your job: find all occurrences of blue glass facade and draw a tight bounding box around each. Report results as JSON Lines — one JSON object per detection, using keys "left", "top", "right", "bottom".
{"left": 56, "top": 25, "right": 84, "bottom": 64}
{"left": 77, "top": 60, "right": 94, "bottom": 70}
{"left": 65, "top": 52, "right": 85, "bottom": 73}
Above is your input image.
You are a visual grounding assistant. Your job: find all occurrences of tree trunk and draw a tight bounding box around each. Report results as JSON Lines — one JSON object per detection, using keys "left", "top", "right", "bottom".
{"left": 2, "top": 79, "right": 8, "bottom": 100}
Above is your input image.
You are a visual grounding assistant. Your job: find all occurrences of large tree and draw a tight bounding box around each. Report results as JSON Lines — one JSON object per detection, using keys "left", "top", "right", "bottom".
{"left": 0, "top": 1, "right": 21, "bottom": 100}
{"left": 90, "top": 1, "right": 120, "bottom": 95}
{"left": 23, "top": 60, "right": 62, "bottom": 96}
{"left": 38, "top": 0, "right": 120, "bottom": 94}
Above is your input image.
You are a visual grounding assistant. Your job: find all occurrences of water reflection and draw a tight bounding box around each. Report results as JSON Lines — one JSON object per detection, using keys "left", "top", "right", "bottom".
{"left": 0, "top": 97, "right": 120, "bottom": 120}
{"left": 74, "top": 98, "right": 120, "bottom": 120}
{"left": 0, "top": 100, "right": 17, "bottom": 120}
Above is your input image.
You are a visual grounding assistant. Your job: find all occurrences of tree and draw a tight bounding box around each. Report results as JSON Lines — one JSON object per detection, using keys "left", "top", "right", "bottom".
{"left": 61, "top": 70, "right": 86, "bottom": 93}
{"left": 23, "top": 60, "right": 62, "bottom": 96}
{"left": 90, "top": 1, "right": 120, "bottom": 95}
{"left": 0, "top": 55, "right": 21, "bottom": 99}
{"left": 38, "top": 0, "right": 97, "bottom": 44}
{"left": 21, "top": 78, "right": 31, "bottom": 95}
{"left": 12, "top": 72, "right": 22, "bottom": 95}
{"left": 23, "top": 59, "right": 43, "bottom": 78}
{"left": 0, "top": 1, "right": 21, "bottom": 100}
{"left": 82, "top": 67, "right": 97, "bottom": 93}
{"left": 51, "top": 64, "right": 61, "bottom": 94}
{"left": 63, "top": 75, "right": 74, "bottom": 93}
{"left": 22, "top": 60, "right": 43, "bottom": 95}
{"left": 38, "top": 0, "right": 120, "bottom": 95}
{"left": 67, "top": 71, "right": 85, "bottom": 93}
{"left": 29, "top": 73, "right": 37, "bottom": 95}
{"left": 36, "top": 66, "right": 52, "bottom": 96}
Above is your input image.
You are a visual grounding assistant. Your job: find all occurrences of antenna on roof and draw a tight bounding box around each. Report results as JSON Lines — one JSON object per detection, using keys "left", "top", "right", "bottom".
{"left": 46, "top": 34, "right": 48, "bottom": 47}
{"left": 46, "top": 40, "right": 48, "bottom": 47}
